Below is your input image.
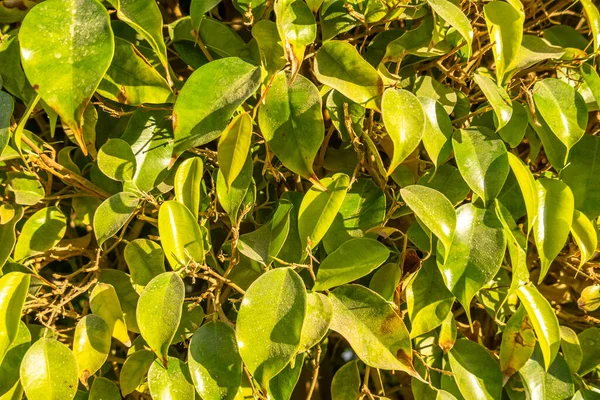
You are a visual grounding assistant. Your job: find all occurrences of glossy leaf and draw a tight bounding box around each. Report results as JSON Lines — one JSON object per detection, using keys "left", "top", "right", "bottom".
{"left": 172, "top": 57, "right": 261, "bottom": 156}
{"left": 0, "top": 321, "right": 30, "bottom": 396}
{"left": 252, "top": 20, "right": 286, "bottom": 74}
{"left": 188, "top": 321, "right": 242, "bottom": 400}
{"left": 561, "top": 135, "right": 600, "bottom": 219}
{"left": 98, "top": 270, "right": 140, "bottom": 334}
{"left": 580, "top": 0, "right": 600, "bottom": 52}
{"left": 298, "top": 173, "right": 350, "bottom": 252}
{"left": 517, "top": 284, "right": 561, "bottom": 370}
{"left": 158, "top": 200, "right": 204, "bottom": 270}
{"left": 314, "top": 41, "right": 383, "bottom": 110}
{"left": 73, "top": 315, "right": 111, "bottom": 383}
{"left": 236, "top": 268, "right": 306, "bottom": 388}
{"left": 533, "top": 178, "right": 574, "bottom": 281}
{"left": 120, "top": 349, "right": 155, "bottom": 396}
{"left": 452, "top": 127, "right": 509, "bottom": 205}
{"left": 148, "top": 357, "right": 195, "bottom": 400}
{"left": 427, "top": 0, "right": 473, "bottom": 56}
{"left": 560, "top": 325, "right": 582, "bottom": 374}
{"left": 329, "top": 284, "right": 416, "bottom": 375}
{"left": 97, "top": 138, "right": 137, "bottom": 182}
{"left": 19, "top": 0, "right": 114, "bottom": 153}
{"left": 0, "top": 92, "right": 13, "bottom": 155}
{"left": 507, "top": 152, "right": 538, "bottom": 233}
{"left": 578, "top": 327, "right": 600, "bottom": 375}
{"left": 473, "top": 72, "right": 513, "bottom": 130}
{"left": 89, "top": 283, "right": 131, "bottom": 346}
{"left": 369, "top": 263, "right": 401, "bottom": 301}
{"left": 382, "top": 88, "right": 426, "bottom": 175}
{"left": 93, "top": 192, "right": 139, "bottom": 247}
{"left": 274, "top": 0, "right": 316, "bottom": 77}
{"left": 314, "top": 237, "right": 389, "bottom": 291}
{"left": 0, "top": 272, "right": 30, "bottom": 364}
{"left": 174, "top": 157, "right": 204, "bottom": 220}
{"left": 401, "top": 185, "right": 456, "bottom": 251}
{"left": 217, "top": 153, "right": 254, "bottom": 224}
{"left": 438, "top": 203, "right": 506, "bottom": 323}
{"left": 0, "top": 205, "right": 23, "bottom": 271}
{"left": 579, "top": 285, "right": 600, "bottom": 312}
{"left": 20, "top": 338, "right": 78, "bottom": 400}
{"left": 218, "top": 112, "right": 253, "bottom": 189}
{"left": 499, "top": 306, "right": 536, "bottom": 378}
{"left": 483, "top": 1, "right": 523, "bottom": 83}
{"left": 124, "top": 239, "right": 166, "bottom": 290}
{"left": 519, "top": 346, "right": 574, "bottom": 400}
{"left": 259, "top": 71, "right": 324, "bottom": 178}
{"left": 571, "top": 210, "right": 598, "bottom": 269}
{"left": 268, "top": 353, "right": 305, "bottom": 400}
{"left": 448, "top": 339, "right": 502, "bottom": 400}
{"left": 419, "top": 96, "right": 453, "bottom": 169}
{"left": 299, "top": 293, "right": 333, "bottom": 351}
{"left": 89, "top": 377, "right": 120, "bottom": 400}
{"left": 14, "top": 206, "right": 67, "bottom": 261}
{"left": 137, "top": 272, "right": 185, "bottom": 366}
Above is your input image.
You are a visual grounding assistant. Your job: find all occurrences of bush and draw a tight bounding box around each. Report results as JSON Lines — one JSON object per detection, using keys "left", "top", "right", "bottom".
{"left": 0, "top": 0, "right": 600, "bottom": 398}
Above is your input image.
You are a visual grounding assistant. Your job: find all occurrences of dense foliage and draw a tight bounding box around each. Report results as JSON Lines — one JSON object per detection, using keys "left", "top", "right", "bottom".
{"left": 0, "top": 0, "right": 600, "bottom": 398}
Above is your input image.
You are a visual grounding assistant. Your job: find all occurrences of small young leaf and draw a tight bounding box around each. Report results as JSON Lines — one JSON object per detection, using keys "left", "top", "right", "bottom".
{"left": 499, "top": 306, "right": 536, "bottom": 379}
{"left": 473, "top": 72, "right": 513, "bottom": 130}
{"left": 0, "top": 205, "right": 23, "bottom": 271}
{"left": 124, "top": 239, "right": 166, "bottom": 290}
{"left": 218, "top": 112, "right": 253, "bottom": 189}
{"left": 158, "top": 200, "right": 205, "bottom": 270}
{"left": 174, "top": 157, "right": 204, "bottom": 220}
{"left": 217, "top": 152, "right": 254, "bottom": 224}
{"left": 448, "top": 339, "right": 502, "bottom": 400}
{"left": 93, "top": 192, "right": 139, "bottom": 247}
{"left": 560, "top": 326, "right": 582, "bottom": 374}
{"left": 137, "top": 272, "right": 185, "bottom": 366}
{"left": 419, "top": 96, "right": 453, "bottom": 169}
{"left": 90, "top": 283, "right": 131, "bottom": 347}
{"left": 507, "top": 152, "right": 538, "bottom": 233}
{"left": 97, "top": 138, "right": 137, "bottom": 182}
{"left": 571, "top": 210, "right": 598, "bottom": 269}
{"left": 0, "top": 272, "right": 30, "bottom": 364}
{"left": 427, "top": 0, "right": 474, "bottom": 57}
{"left": 274, "top": 0, "right": 316, "bottom": 77}
{"left": 73, "top": 315, "right": 111, "bottom": 384}
{"left": 120, "top": 350, "right": 155, "bottom": 396}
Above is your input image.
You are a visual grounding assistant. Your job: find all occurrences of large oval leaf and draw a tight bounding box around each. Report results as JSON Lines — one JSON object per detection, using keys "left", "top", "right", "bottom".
{"left": 188, "top": 321, "right": 242, "bottom": 400}
{"left": 382, "top": 88, "right": 426, "bottom": 175}
{"left": 20, "top": 338, "right": 78, "bottom": 400}
{"left": 519, "top": 345, "right": 574, "bottom": 399}
{"left": 137, "top": 272, "right": 185, "bottom": 366}
{"left": 19, "top": 0, "right": 114, "bottom": 153}
{"left": 419, "top": 96, "right": 453, "bottom": 169}
{"left": 93, "top": 192, "right": 139, "bottom": 247}
{"left": 89, "top": 283, "right": 130, "bottom": 346}
{"left": 120, "top": 349, "right": 155, "bottom": 396}
{"left": 313, "top": 41, "right": 383, "bottom": 110}
{"left": 329, "top": 284, "right": 416, "bottom": 376}
{"left": 236, "top": 268, "right": 306, "bottom": 388}
{"left": 438, "top": 203, "right": 506, "bottom": 323}
{"left": 533, "top": 178, "right": 574, "bottom": 281}
{"left": 73, "top": 314, "right": 111, "bottom": 384}
{"left": 14, "top": 206, "right": 67, "bottom": 261}
{"left": 298, "top": 173, "right": 349, "bottom": 253}
{"left": 561, "top": 135, "right": 600, "bottom": 219}
{"left": 448, "top": 339, "right": 502, "bottom": 400}
{"left": 452, "top": 127, "right": 509, "bottom": 205}
{"left": 258, "top": 71, "right": 324, "bottom": 178}
{"left": 172, "top": 57, "right": 261, "bottom": 156}
{"left": 148, "top": 357, "right": 195, "bottom": 400}
{"left": 216, "top": 152, "right": 254, "bottom": 224}
{"left": 158, "top": 200, "right": 204, "bottom": 270}
{"left": 533, "top": 79, "right": 588, "bottom": 155}
{"left": 314, "top": 238, "right": 389, "bottom": 291}
{"left": 331, "top": 360, "right": 361, "bottom": 400}
{"left": 401, "top": 185, "right": 456, "bottom": 251}
{"left": 0, "top": 272, "right": 29, "bottom": 364}
{"left": 97, "top": 138, "right": 137, "bottom": 182}
{"left": 218, "top": 112, "right": 253, "bottom": 189}
{"left": 124, "top": 239, "right": 166, "bottom": 290}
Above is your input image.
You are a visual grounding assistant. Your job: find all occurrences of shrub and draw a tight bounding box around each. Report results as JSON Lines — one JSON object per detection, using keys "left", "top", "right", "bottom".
{"left": 0, "top": 0, "right": 599, "bottom": 398}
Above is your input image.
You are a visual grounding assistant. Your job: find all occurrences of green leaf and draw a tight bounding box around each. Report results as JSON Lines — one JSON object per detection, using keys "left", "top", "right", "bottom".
{"left": 299, "top": 293, "right": 333, "bottom": 351}
{"left": 580, "top": 0, "right": 600, "bottom": 52}
{"left": 196, "top": 17, "right": 246, "bottom": 58}
{"left": 418, "top": 96, "right": 453, "bottom": 169}
{"left": 137, "top": 272, "right": 185, "bottom": 366}
{"left": 252, "top": 20, "right": 286, "bottom": 75}
{"left": 483, "top": 1, "right": 523, "bottom": 84}
{"left": 498, "top": 102, "right": 528, "bottom": 148}
{"left": 73, "top": 315, "right": 111, "bottom": 384}
{"left": 99, "top": 270, "right": 140, "bottom": 334}
{"left": 106, "top": 0, "right": 169, "bottom": 76}
{"left": 93, "top": 192, "right": 139, "bottom": 247}
{"left": 236, "top": 268, "right": 306, "bottom": 388}
{"left": 329, "top": 284, "right": 416, "bottom": 375}
{"left": 174, "top": 157, "right": 204, "bottom": 220}
{"left": 401, "top": 185, "right": 456, "bottom": 251}
{"left": 448, "top": 339, "right": 502, "bottom": 400}
{"left": 331, "top": 360, "right": 361, "bottom": 400}
{"left": 419, "top": 165, "right": 470, "bottom": 205}
{"left": 148, "top": 357, "right": 195, "bottom": 400}
{"left": 14, "top": 206, "right": 67, "bottom": 261}
{"left": 158, "top": 200, "right": 204, "bottom": 270}
{"left": 120, "top": 349, "right": 155, "bottom": 396}
{"left": 0, "top": 321, "right": 30, "bottom": 396}
{"left": 268, "top": 353, "right": 305, "bottom": 400}
{"left": 188, "top": 321, "right": 242, "bottom": 400}
{"left": 0, "top": 205, "right": 23, "bottom": 270}
{"left": 427, "top": 0, "right": 474, "bottom": 57}
{"left": 382, "top": 88, "right": 426, "bottom": 175}
{"left": 571, "top": 210, "right": 598, "bottom": 269}
{"left": 6, "top": 172, "right": 44, "bottom": 206}
{"left": 473, "top": 72, "right": 513, "bottom": 130}
{"left": 190, "top": 0, "right": 222, "bottom": 26}
{"left": 579, "top": 285, "right": 600, "bottom": 312}
{"left": 369, "top": 263, "right": 401, "bottom": 301}
{"left": 438, "top": 203, "right": 506, "bottom": 323}
{"left": 274, "top": 0, "right": 316, "bottom": 77}
{"left": 533, "top": 79, "right": 588, "bottom": 157}
{"left": 578, "top": 327, "right": 600, "bottom": 375}
{"left": 506, "top": 36, "right": 564, "bottom": 80}
{"left": 98, "top": 138, "right": 137, "bottom": 182}
{"left": 439, "top": 311, "right": 457, "bottom": 353}
{"left": 314, "top": 41, "right": 383, "bottom": 110}
{"left": 0, "top": 272, "right": 29, "bottom": 364}
{"left": 517, "top": 284, "right": 561, "bottom": 370}
{"left": 452, "top": 127, "right": 509, "bottom": 205}
{"left": 124, "top": 239, "right": 166, "bottom": 290}
{"left": 326, "top": 90, "right": 365, "bottom": 142}
{"left": 217, "top": 152, "right": 254, "bottom": 224}
{"left": 519, "top": 346, "right": 574, "bottom": 400}
{"left": 259, "top": 71, "right": 323, "bottom": 178}
{"left": 20, "top": 338, "right": 78, "bottom": 400}
{"left": 499, "top": 306, "right": 536, "bottom": 379}
{"left": 89, "top": 377, "right": 120, "bottom": 400}
{"left": 173, "top": 301, "right": 205, "bottom": 344}
{"left": 533, "top": 178, "right": 574, "bottom": 281}
{"left": 90, "top": 283, "right": 131, "bottom": 346}
{"left": 561, "top": 135, "right": 600, "bottom": 219}
{"left": 560, "top": 325, "right": 582, "bottom": 374}
{"left": 0, "top": 92, "right": 12, "bottom": 155}
{"left": 314, "top": 237, "right": 390, "bottom": 291}
{"left": 407, "top": 258, "right": 454, "bottom": 338}
{"left": 19, "top": 0, "right": 114, "bottom": 154}
{"left": 121, "top": 109, "right": 173, "bottom": 192}
{"left": 97, "top": 37, "right": 172, "bottom": 106}
{"left": 507, "top": 152, "right": 538, "bottom": 233}
{"left": 172, "top": 57, "right": 261, "bottom": 156}
{"left": 218, "top": 112, "right": 253, "bottom": 189}
{"left": 298, "top": 173, "right": 350, "bottom": 252}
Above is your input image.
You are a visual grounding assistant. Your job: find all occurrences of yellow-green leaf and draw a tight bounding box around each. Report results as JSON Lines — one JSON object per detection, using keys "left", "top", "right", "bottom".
{"left": 90, "top": 283, "right": 131, "bottom": 347}
{"left": 0, "top": 272, "right": 29, "bottom": 364}
{"left": 158, "top": 200, "right": 204, "bottom": 270}
{"left": 218, "top": 113, "right": 253, "bottom": 190}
